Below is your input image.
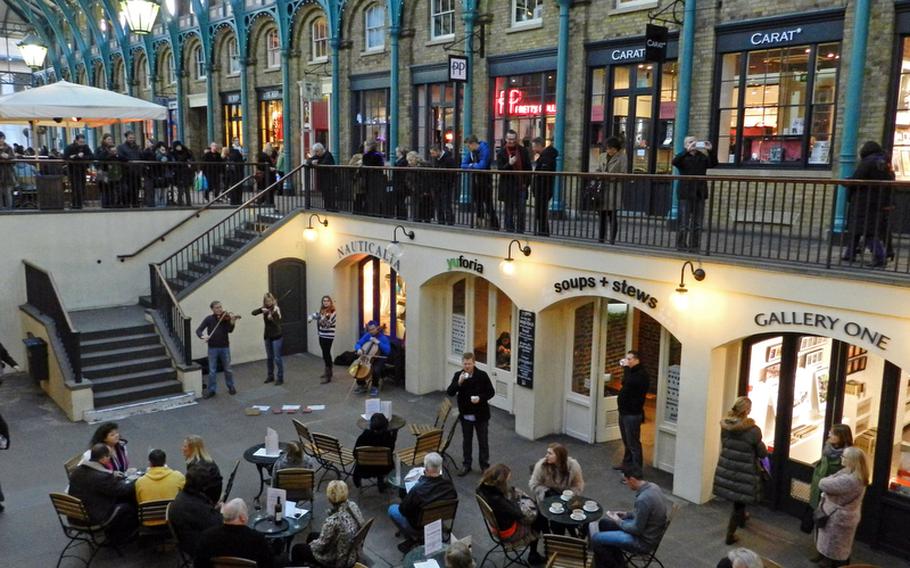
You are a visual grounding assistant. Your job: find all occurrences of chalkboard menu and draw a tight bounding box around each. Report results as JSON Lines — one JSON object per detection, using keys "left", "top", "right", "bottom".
{"left": 517, "top": 310, "right": 535, "bottom": 388}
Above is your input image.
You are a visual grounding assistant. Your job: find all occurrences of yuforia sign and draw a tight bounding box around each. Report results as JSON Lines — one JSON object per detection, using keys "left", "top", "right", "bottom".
{"left": 446, "top": 255, "right": 484, "bottom": 274}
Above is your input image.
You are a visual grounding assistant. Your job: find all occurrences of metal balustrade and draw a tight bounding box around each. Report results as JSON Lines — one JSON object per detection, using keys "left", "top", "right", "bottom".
{"left": 23, "top": 261, "right": 82, "bottom": 383}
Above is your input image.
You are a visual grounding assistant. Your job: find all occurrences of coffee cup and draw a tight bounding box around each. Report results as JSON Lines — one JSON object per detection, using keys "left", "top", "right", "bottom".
{"left": 585, "top": 500, "right": 597, "bottom": 508}
{"left": 573, "top": 508, "right": 583, "bottom": 516}
{"left": 562, "top": 490, "right": 574, "bottom": 499}
{"left": 550, "top": 503, "right": 563, "bottom": 512}
{"left": 471, "top": 396, "right": 480, "bottom": 403}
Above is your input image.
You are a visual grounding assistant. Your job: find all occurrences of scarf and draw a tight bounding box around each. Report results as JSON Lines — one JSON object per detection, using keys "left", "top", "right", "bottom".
{"left": 822, "top": 443, "right": 845, "bottom": 461}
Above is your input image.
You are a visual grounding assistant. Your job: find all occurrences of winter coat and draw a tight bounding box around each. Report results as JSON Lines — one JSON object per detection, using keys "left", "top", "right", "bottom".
{"left": 597, "top": 150, "right": 626, "bottom": 211}
{"left": 68, "top": 461, "right": 135, "bottom": 524}
{"left": 529, "top": 456, "right": 585, "bottom": 503}
{"left": 847, "top": 152, "right": 895, "bottom": 239}
{"left": 353, "top": 428, "right": 396, "bottom": 479}
{"left": 532, "top": 145, "right": 558, "bottom": 202}
{"left": 446, "top": 368, "right": 495, "bottom": 422}
{"left": 169, "top": 487, "right": 223, "bottom": 555}
{"left": 308, "top": 151, "right": 335, "bottom": 195}
{"left": 309, "top": 501, "right": 365, "bottom": 568}
{"left": 361, "top": 150, "right": 386, "bottom": 201}
{"left": 618, "top": 364, "right": 649, "bottom": 415}
{"left": 171, "top": 145, "right": 195, "bottom": 187}
{"left": 672, "top": 149, "right": 718, "bottom": 200}
{"left": 201, "top": 151, "right": 224, "bottom": 192}
{"left": 496, "top": 144, "right": 531, "bottom": 202}
{"left": 135, "top": 466, "right": 186, "bottom": 524}
{"left": 462, "top": 142, "right": 493, "bottom": 203}
{"left": 0, "top": 142, "right": 14, "bottom": 187}
{"left": 399, "top": 474, "right": 458, "bottom": 528}
{"left": 63, "top": 143, "right": 93, "bottom": 175}
{"left": 809, "top": 444, "right": 845, "bottom": 510}
{"left": 816, "top": 469, "right": 866, "bottom": 561}
{"left": 477, "top": 483, "right": 526, "bottom": 532}
{"left": 713, "top": 416, "right": 767, "bottom": 504}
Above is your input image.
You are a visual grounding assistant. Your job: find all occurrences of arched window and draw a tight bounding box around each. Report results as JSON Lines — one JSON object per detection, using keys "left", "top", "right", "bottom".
{"left": 165, "top": 52, "right": 176, "bottom": 85}
{"left": 228, "top": 37, "right": 241, "bottom": 74}
{"left": 194, "top": 45, "right": 206, "bottom": 80}
{"left": 266, "top": 29, "right": 281, "bottom": 68}
{"left": 364, "top": 5, "right": 385, "bottom": 52}
{"left": 311, "top": 17, "right": 328, "bottom": 61}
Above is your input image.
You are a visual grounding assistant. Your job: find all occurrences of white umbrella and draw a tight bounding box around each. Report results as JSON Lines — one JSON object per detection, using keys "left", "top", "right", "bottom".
{"left": 0, "top": 80, "right": 167, "bottom": 127}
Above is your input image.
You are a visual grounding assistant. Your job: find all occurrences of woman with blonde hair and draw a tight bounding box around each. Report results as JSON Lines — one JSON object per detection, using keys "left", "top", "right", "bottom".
{"left": 309, "top": 295, "right": 337, "bottom": 383}
{"left": 815, "top": 446, "right": 869, "bottom": 567}
{"left": 290, "top": 479, "right": 365, "bottom": 567}
{"left": 252, "top": 292, "right": 284, "bottom": 385}
{"left": 803, "top": 424, "right": 853, "bottom": 537}
{"left": 713, "top": 396, "right": 767, "bottom": 544}
{"left": 182, "top": 435, "right": 215, "bottom": 468}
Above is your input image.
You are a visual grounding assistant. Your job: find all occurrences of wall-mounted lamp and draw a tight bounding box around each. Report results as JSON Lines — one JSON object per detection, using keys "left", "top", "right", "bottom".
{"left": 387, "top": 225, "right": 415, "bottom": 258}
{"left": 499, "top": 239, "right": 532, "bottom": 277}
{"left": 303, "top": 213, "right": 328, "bottom": 242}
{"left": 673, "top": 260, "right": 706, "bottom": 310}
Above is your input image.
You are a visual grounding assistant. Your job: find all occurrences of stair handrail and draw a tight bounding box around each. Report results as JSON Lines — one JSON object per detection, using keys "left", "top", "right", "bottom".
{"left": 149, "top": 263, "right": 193, "bottom": 365}
{"left": 117, "top": 173, "right": 256, "bottom": 262}
{"left": 22, "top": 260, "right": 82, "bottom": 383}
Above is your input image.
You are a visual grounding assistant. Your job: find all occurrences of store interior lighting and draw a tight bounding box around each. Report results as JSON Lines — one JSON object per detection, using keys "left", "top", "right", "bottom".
{"left": 499, "top": 239, "right": 531, "bottom": 277}
{"left": 387, "top": 224, "right": 415, "bottom": 258}
{"left": 673, "top": 260, "right": 706, "bottom": 310}
{"left": 303, "top": 213, "right": 328, "bottom": 242}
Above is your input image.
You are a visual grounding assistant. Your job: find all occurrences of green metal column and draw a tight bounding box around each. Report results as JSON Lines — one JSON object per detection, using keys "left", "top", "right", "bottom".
{"left": 461, "top": 0, "right": 476, "bottom": 143}
{"left": 330, "top": 37, "right": 341, "bottom": 158}
{"left": 281, "top": 49, "right": 293, "bottom": 180}
{"left": 388, "top": 0, "right": 403, "bottom": 158}
{"left": 239, "top": 56, "right": 251, "bottom": 155}
{"left": 551, "top": 0, "right": 571, "bottom": 212}
{"left": 834, "top": 0, "right": 872, "bottom": 232}
{"left": 670, "top": 0, "right": 697, "bottom": 221}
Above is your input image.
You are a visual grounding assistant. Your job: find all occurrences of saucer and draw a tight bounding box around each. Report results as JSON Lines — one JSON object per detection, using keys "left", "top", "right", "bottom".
{"left": 570, "top": 512, "right": 586, "bottom": 521}
{"left": 549, "top": 506, "right": 564, "bottom": 514}
{"left": 583, "top": 503, "right": 599, "bottom": 512}
{"left": 560, "top": 494, "right": 572, "bottom": 501}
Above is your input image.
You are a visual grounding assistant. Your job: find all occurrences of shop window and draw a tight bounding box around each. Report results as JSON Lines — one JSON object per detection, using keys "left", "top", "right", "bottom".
{"left": 602, "top": 302, "right": 628, "bottom": 391}
{"left": 266, "top": 29, "right": 281, "bottom": 69}
{"left": 165, "top": 53, "right": 176, "bottom": 86}
{"left": 365, "top": 5, "right": 385, "bottom": 52}
{"left": 228, "top": 37, "right": 241, "bottom": 75}
{"left": 473, "top": 279, "right": 489, "bottom": 364}
{"left": 194, "top": 46, "right": 206, "bottom": 80}
{"left": 311, "top": 18, "right": 328, "bottom": 61}
{"left": 890, "top": 372, "right": 910, "bottom": 497}
{"left": 431, "top": 0, "right": 455, "bottom": 40}
{"left": 511, "top": 0, "right": 542, "bottom": 27}
{"left": 359, "top": 257, "right": 406, "bottom": 340}
{"left": 450, "top": 279, "right": 466, "bottom": 356}
{"left": 492, "top": 72, "right": 556, "bottom": 149}
{"left": 259, "top": 99, "right": 284, "bottom": 148}
{"left": 414, "top": 82, "right": 460, "bottom": 158}
{"left": 353, "top": 88, "right": 389, "bottom": 155}
{"left": 494, "top": 288, "right": 512, "bottom": 372}
{"left": 891, "top": 37, "right": 910, "bottom": 179}
{"left": 222, "top": 100, "right": 243, "bottom": 148}
{"left": 716, "top": 43, "right": 840, "bottom": 167}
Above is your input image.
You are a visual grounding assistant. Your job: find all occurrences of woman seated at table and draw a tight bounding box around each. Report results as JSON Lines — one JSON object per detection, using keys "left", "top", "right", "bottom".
{"left": 477, "top": 464, "right": 546, "bottom": 565}
{"left": 183, "top": 435, "right": 222, "bottom": 504}
{"left": 290, "top": 480, "right": 365, "bottom": 568}
{"left": 530, "top": 443, "right": 584, "bottom": 535}
{"left": 271, "top": 441, "right": 318, "bottom": 478}
{"left": 80, "top": 422, "right": 129, "bottom": 473}
{"left": 352, "top": 413, "right": 397, "bottom": 490}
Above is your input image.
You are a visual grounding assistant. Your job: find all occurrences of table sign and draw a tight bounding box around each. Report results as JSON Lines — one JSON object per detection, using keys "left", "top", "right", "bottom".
{"left": 414, "top": 561, "right": 440, "bottom": 568}
{"left": 381, "top": 400, "right": 392, "bottom": 419}
{"left": 264, "top": 428, "right": 280, "bottom": 456}
{"left": 424, "top": 519, "right": 443, "bottom": 556}
{"left": 266, "top": 487, "right": 286, "bottom": 516}
{"left": 364, "top": 398, "right": 381, "bottom": 419}
{"left": 517, "top": 310, "right": 535, "bottom": 388}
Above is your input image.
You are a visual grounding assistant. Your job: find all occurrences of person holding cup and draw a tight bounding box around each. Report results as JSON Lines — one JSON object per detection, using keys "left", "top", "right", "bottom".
{"left": 446, "top": 352, "right": 495, "bottom": 476}
{"left": 530, "top": 443, "right": 585, "bottom": 535}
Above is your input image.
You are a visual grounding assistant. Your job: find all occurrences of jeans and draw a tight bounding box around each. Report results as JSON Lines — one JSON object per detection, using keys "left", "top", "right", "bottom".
{"left": 591, "top": 517, "right": 647, "bottom": 568}
{"left": 388, "top": 504, "right": 420, "bottom": 539}
{"left": 619, "top": 413, "right": 643, "bottom": 471}
{"left": 264, "top": 337, "right": 284, "bottom": 381}
{"left": 319, "top": 337, "right": 334, "bottom": 367}
{"left": 207, "top": 347, "right": 235, "bottom": 393}
{"left": 460, "top": 417, "right": 490, "bottom": 469}
{"left": 677, "top": 197, "right": 705, "bottom": 250}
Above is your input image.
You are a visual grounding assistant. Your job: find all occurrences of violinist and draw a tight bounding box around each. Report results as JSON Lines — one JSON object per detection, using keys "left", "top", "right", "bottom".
{"left": 308, "top": 295, "right": 337, "bottom": 384}
{"left": 353, "top": 321, "right": 390, "bottom": 396}
{"left": 196, "top": 301, "right": 239, "bottom": 399}
{"left": 252, "top": 292, "right": 284, "bottom": 386}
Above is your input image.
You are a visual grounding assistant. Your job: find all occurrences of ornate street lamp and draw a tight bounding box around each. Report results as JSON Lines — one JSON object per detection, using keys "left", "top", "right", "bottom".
{"left": 17, "top": 33, "right": 48, "bottom": 70}
{"left": 119, "top": 0, "right": 161, "bottom": 35}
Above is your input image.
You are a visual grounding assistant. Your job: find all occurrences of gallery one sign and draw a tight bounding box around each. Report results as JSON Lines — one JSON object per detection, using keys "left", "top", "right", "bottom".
{"left": 753, "top": 311, "right": 891, "bottom": 350}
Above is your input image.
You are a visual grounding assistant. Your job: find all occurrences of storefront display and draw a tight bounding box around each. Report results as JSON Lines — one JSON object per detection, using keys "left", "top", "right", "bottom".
{"left": 890, "top": 9, "right": 910, "bottom": 180}
{"left": 414, "top": 81, "right": 461, "bottom": 158}
{"left": 491, "top": 72, "right": 556, "bottom": 148}
{"left": 258, "top": 88, "right": 284, "bottom": 149}
{"left": 222, "top": 91, "right": 243, "bottom": 149}
{"left": 351, "top": 75, "right": 390, "bottom": 156}
{"left": 713, "top": 11, "right": 843, "bottom": 168}
{"left": 360, "top": 256, "right": 406, "bottom": 340}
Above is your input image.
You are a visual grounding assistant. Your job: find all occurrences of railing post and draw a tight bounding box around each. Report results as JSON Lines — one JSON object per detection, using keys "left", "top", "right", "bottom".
{"left": 72, "top": 331, "right": 82, "bottom": 383}
{"left": 304, "top": 165, "right": 312, "bottom": 210}
{"left": 183, "top": 316, "right": 193, "bottom": 366}
{"left": 149, "top": 263, "right": 158, "bottom": 309}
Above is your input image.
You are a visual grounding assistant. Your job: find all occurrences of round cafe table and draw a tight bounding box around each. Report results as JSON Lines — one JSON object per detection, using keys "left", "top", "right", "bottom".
{"left": 243, "top": 442, "right": 289, "bottom": 501}
{"left": 539, "top": 494, "right": 603, "bottom": 528}
{"left": 357, "top": 413, "right": 407, "bottom": 431}
{"left": 403, "top": 543, "right": 449, "bottom": 568}
{"left": 249, "top": 511, "right": 309, "bottom": 554}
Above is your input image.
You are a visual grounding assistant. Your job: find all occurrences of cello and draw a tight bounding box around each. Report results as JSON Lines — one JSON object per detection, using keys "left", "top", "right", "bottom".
{"left": 348, "top": 338, "right": 381, "bottom": 380}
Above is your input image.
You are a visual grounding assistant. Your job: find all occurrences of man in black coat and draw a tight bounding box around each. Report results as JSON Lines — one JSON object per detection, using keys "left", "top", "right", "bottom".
{"left": 194, "top": 498, "right": 273, "bottom": 568}
{"left": 671, "top": 136, "right": 717, "bottom": 251}
{"left": 116, "top": 131, "right": 143, "bottom": 207}
{"left": 446, "top": 352, "right": 495, "bottom": 476}
{"left": 615, "top": 351, "right": 650, "bottom": 474}
{"left": 388, "top": 452, "right": 456, "bottom": 552}
{"left": 169, "top": 463, "right": 224, "bottom": 556}
{"left": 496, "top": 129, "right": 531, "bottom": 233}
{"left": 68, "top": 443, "right": 137, "bottom": 541}
{"left": 307, "top": 142, "right": 336, "bottom": 210}
{"left": 63, "top": 134, "right": 93, "bottom": 209}
{"left": 844, "top": 141, "right": 895, "bottom": 267}
{"left": 430, "top": 144, "right": 457, "bottom": 225}
{"left": 531, "top": 137, "right": 558, "bottom": 236}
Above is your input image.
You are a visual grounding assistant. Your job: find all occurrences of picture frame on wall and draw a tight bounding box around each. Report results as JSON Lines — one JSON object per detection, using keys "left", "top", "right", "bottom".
{"left": 766, "top": 343, "right": 783, "bottom": 363}
{"left": 846, "top": 355, "right": 868, "bottom": 376}
{"left": 847, "top": 345, "right": 868, "bottom": 359}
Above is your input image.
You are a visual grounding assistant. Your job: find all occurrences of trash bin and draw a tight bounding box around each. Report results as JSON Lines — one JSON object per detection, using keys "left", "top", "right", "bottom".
{"left": 35, "top": 174, "right": 66, "bottom": 210}
{"left": 22, "top": 336, "right": 48, "bottom": 383}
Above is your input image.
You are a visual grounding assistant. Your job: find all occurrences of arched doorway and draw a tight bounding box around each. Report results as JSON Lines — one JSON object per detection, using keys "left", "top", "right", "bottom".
{"left": 357, "top": 256, "right": 407, "bottom": 341}
{"left": 268, "top": 258, "right": 307, "bottom": 354}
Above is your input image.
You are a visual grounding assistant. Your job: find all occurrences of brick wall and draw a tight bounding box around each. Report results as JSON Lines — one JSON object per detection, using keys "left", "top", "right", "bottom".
{"left": 571, "top": 301, "right": 595, "bottom": 396}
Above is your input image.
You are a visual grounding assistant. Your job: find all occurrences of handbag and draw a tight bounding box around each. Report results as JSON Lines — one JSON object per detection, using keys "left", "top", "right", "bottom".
{"left": 513, "top": 487, "right": 538, "bottom": 523}
{"left": 813, "top": 495, "right": 834, "bottom": 529}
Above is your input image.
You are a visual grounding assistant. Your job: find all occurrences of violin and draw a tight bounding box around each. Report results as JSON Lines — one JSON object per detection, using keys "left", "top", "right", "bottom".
{"left": 348, "top": 338, "right": 382, "bottom": 380}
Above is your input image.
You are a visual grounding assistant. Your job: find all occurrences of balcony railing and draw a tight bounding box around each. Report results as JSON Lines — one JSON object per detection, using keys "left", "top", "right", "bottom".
{"left": 23, "top": 261, "right": 82, "bottom": 383}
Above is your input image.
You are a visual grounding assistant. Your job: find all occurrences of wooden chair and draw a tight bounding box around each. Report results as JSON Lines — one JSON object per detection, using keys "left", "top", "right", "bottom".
{"left": 136, "top": 498, "right": 173, "bottom": 540}
{"left": 397, "top": 428, "right": 443, "bottom": 468}
{"left": 546, "top": 554, "right": 558, "bottom": 568}
{"left": 841, "top": 565, "right": 883, "bottom": 568}
{"left": 353, "top": 563, "right": 369, "bottom": 568}
{"left": 353, "top": 446, "right": 394, "bottom": 495}
{"left": 291, "top": 418, "right": 319, "bottom": 458}
{"left": 350, "top": 517, "right": 375, "bottom": 565}
{"left": 417, "top": 498, "right": 459, "bottom": 543}
{"left": 439, "top": 415, "right": 460, "bottom": 477}
{"left": 221, "top": 459, "right": 241, "bottom": 502}
{"left": 476, "top": 494, "right": 531, "bottom": 568}
{"left": 49, "top": 492, "right": 122, "bottom": 568}
{"left": 543, "top": 534, "right": 590, "bottom": 568}
{"left": 273, "top": 467, "right": 315, "bottom": 525}
{"left": 166, "top": 501, "right": 192, "bottom": 568}
{"left": 760, "top": 559, "right": 784, "bottom": 568}
{"left": 64, "top": 453, "right": 83, "bottom": 479}
{"left": 409, "top": 398, "right": 453, "bottom": 436}
{"left": 311, "top": 432, "right": 355, "bottom": 487}
{"left": 622, "top": 503, "right": 679, "bottom": 568}
{"left": 211, "top": 557, "right": 257, "bottom": 567}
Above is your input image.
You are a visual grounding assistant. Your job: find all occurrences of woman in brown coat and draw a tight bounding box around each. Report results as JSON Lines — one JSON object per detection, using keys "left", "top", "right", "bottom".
{"left": 815, "top": 446, "right": 869, "bottom": 567}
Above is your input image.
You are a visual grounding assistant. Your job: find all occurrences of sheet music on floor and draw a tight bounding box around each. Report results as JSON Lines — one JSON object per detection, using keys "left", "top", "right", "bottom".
{"left": 423, "top": 518, "right": 443, "bottom": 556}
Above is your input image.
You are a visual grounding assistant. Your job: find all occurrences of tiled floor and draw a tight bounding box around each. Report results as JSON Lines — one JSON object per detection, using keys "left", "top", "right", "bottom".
{"left": 0, "top": 353, "right": 905, "bottom": 568}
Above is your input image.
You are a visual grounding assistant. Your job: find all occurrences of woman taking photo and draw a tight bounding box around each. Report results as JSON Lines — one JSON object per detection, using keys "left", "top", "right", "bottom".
{"left": 803, "top": 424, "right": 853, "bottom": 536}
{"left": 815, "top": 447, "right": 870, "bottom": 567}
{"left": 291, "top": 480, "right": 365, "bottom": 568}
{"left": 310, "top": 295, "right": 337, "bottom": 383}
{"left": 713, "top": 396, "right": 767, "bottom": 544}
{"left": 478, "top": 464, "right": 546, "bottom": 565}
{"left": 252, "top": 292, "right": 284, "bottom": 386}
{"left": 82, "top": 422, "right": 129, "bottom": 472}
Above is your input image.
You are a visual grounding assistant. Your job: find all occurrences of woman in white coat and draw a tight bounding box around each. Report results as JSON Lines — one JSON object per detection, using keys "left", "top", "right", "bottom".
{"left": 815, "top": 446, "right": 870, "bottom": 567}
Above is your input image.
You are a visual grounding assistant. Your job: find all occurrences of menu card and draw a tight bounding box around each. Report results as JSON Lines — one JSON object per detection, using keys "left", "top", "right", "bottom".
{"left": 264, "top": 427, "right": 279, "bottom": 456}
{"left": 423, "top": 519, "right": 443, "bottom": 556}
{"left": 362, "top": 398, "right": 381, "bottom": 420}
{"left": 381, "top": 400, "right": 392, "bottom": 419}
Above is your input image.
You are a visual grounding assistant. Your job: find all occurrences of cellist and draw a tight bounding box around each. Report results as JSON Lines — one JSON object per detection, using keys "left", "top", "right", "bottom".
{"left": 353, "top": 320, "right": 391, "bottom": 396}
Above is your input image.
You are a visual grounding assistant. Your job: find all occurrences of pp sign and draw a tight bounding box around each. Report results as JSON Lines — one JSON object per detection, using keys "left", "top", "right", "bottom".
{"left": 449, "top": 56, "right": 468, "bottom": 82}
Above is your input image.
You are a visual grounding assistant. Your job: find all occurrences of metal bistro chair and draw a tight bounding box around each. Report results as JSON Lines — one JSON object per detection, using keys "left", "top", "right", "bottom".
{"left": 353, "top": 446, "right": 394, "bottom": 496}
{"left": 439, "top": 415, "right": 460, "bottom": 478}
{"left": 136, "top": 498, "right": 173, "bottom": 542}
{"left": 166, "top": 501, "right": 192, "bottom": 568}
{"left": 397, "top": 428, "right": 443, "bottom": 469}
{"left": 273, "top": 467, "right": 315, "bottom": 528}
{"left": 310, "top": 432, "right": 355, "bottom": 488}
{"left": 409, "top": 398, "right": 453, "bottom": 436}
{"left": 64, "top": 453, "right": 83, "bottom": 479}
{"left": 476, "top": 494, "right": 530, "bottom": 568}
{"left": 417, "top": 498, "right": 459, "bottom": 544}
{"left": 622, "top": 503, "right": 679, "bottom": 568}
{"left": 350, "top": 517, "right": 375, "bottom": 565}
{"left": 543, "top": 534, "right": 590, "bottom": 568}
{"left": 49, "top": 492, "right": 123, "bottom": 568}
{"left": 211, "top": 557, "right": 257, "bottom": 567}
{"left": 221, "top": 459, "right": 241, "bottom": 503}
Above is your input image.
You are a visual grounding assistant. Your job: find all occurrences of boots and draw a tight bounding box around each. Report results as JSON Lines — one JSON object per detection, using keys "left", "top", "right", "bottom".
{"left": 320, "top": 366, "right": 332, "bottom": 384}
{"left": 725, "top": 507, "right": 744, "bottom": 545}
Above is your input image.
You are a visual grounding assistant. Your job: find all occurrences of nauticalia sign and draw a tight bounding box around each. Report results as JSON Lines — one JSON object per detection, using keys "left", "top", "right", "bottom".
{"left": 753, "top": 311, "right": 891, "bottom": 350}
{"left": 337, "top": 240, "right": 401, "bottom": 271}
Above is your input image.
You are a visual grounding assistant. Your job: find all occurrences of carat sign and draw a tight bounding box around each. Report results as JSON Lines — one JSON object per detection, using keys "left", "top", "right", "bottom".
{"left": 449, "top": 56, "right": 468, "bottom": 82}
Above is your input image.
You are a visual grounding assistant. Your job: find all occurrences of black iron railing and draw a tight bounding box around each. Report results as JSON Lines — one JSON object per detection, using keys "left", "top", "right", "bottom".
{"left": 149, "top": 263, "right": 193, "bottom": 366}
{"left": 23, "top": 261, "right": 82, "bottom": 382}
{"left": 300, "top": 165, "right": 910, "bottom": 276}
